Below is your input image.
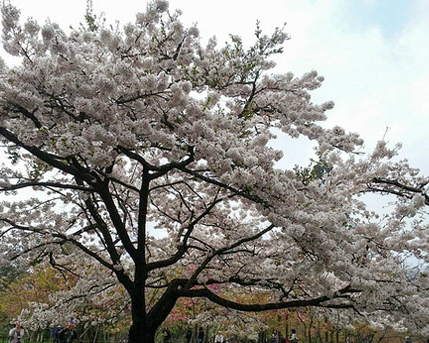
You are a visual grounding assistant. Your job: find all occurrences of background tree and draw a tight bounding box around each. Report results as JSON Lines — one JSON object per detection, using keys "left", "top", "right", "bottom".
{"left": 1, "top": 1, "right": 429, "bottom": 343}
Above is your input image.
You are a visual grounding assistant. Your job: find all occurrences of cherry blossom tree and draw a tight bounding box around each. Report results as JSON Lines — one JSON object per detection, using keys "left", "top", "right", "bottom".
{"left": 1, "top": 1, "right": 429, "bottom": 342}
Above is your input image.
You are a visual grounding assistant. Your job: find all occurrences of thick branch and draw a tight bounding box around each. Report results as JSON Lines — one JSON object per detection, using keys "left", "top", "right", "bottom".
{"left": 11, "top": 103, "right": 42, "bottom": 128}
{"left": 136, "top": 168, "right": 150, "bottom": 276}
{"left": 98, "top": 182, "right": 139, "bottom": 261}
{"left": 0, "top": 181, "right": 94, "bottom": 192}
{"left": 0, "top": 127, "right": 96, "bottom": 185}
{"left": 177, "top": 284, "right": 360, "bottom": 312}
{"left": 369, "top": 177, "right": 429, "bottom": 205}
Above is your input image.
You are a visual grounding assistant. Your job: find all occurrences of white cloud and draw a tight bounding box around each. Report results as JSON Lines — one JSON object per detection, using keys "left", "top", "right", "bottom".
{"left": 267, "top": 0, "right": 429, "bottom": 173}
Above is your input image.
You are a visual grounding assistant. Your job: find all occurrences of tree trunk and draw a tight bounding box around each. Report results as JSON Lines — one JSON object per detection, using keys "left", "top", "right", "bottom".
{"left": 128, "top": 318, "right": 156, "bottom": 343}
{"left": 92, "top": 325, "right": 99, "bottom": 343}
{"left": 285, "top": 312, "right": 289, "bottom": 340}
{"left": 127, "top": 282, "right": 179, "bottom": 343}
{"left": 128, "top": 288, "right": 152, "bottom": 343}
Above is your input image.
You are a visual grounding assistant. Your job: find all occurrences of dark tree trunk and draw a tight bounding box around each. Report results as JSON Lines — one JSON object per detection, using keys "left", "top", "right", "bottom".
{"left": 128, "top": 321, "right": 156, "bottom": 343}
{"left": 128, "top": 283, "right": 149, "bottom": 343}
{"left": 128, "top": 312, "right": 156, "bottom": 343}
{"left": 284, "top": 312, "right": 289, "bottom": 341}
{"left": 127, "top": 282, "right": 180, "bottom": 343}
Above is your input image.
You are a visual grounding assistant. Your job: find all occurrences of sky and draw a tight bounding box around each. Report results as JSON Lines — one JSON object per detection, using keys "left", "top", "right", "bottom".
{"left": 1, "top": 0, "right": 428, "bottom": 175}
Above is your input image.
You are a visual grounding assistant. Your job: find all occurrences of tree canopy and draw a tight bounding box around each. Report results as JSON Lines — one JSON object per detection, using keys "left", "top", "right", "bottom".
{"left": 1, "top": 1, "right": 428, "bottom": 342}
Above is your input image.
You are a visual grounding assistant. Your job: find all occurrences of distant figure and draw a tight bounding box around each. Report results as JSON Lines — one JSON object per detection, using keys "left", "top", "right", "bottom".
{"left": 162, "top": 327, "right": 171, "bottom": 343}
{"left": 8, "top": 322, "right": 29, "bottom": 343}
{"left": 197, "top": 328, "right": 204, "bottom": 343}
{"left": 185, "top": 327, "right": 193, "bottom": 343}
{"left": 290, "top": 329, "right": 298, "bottom": 343}
{"left": 405, "top": 336, "right": 413, "bottom": 343}
{"left": 53, "top": 326, "right": 62, "bottom": 343}
{"left": 214, "top": 332, "right": 225, "bottom": 343}
{"left": 59, "top": 322, "right": 78, "bottom": 343}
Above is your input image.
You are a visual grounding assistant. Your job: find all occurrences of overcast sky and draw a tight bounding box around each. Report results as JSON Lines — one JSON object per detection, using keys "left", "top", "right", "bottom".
{"left": 1, "top": 0, "right": 428, "bottom": 174}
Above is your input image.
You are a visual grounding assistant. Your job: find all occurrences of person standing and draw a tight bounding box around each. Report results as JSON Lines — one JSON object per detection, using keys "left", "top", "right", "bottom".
{"left": 53, "top": 326, "right": 62, "bottom": 343}
{"left": 290, "top": 329, "right": 298, "bottom": 343}
{"left": 8, "top": 322, "right": 28, "bottom": 343}
{"left": 197, "top": 328, "right": 204, "bottom": 343}
{"left": 185, "top": 327, "right": 193, "bottom": 343}
{"left": 59, "top": 322, "right": 78, "bottom": 343}
{"left": 214, "top": 332, "right": 224, "bottom": 343}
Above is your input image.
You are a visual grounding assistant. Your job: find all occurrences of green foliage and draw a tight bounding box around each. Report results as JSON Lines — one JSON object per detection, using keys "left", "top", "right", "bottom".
{"left": 27, "top": 158, "right": 52, "bottom": 182}
{"left": 84, "top": 0, "right": 104, "bottom": 32}
{"left": 0, "top": 266, "right": 68, "bottom": 323}
{"left": 0, "top": 265, "right": 20, "bottom": 291}
{"left": 294, "top": 159, "right": 332, "bottom": 185}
